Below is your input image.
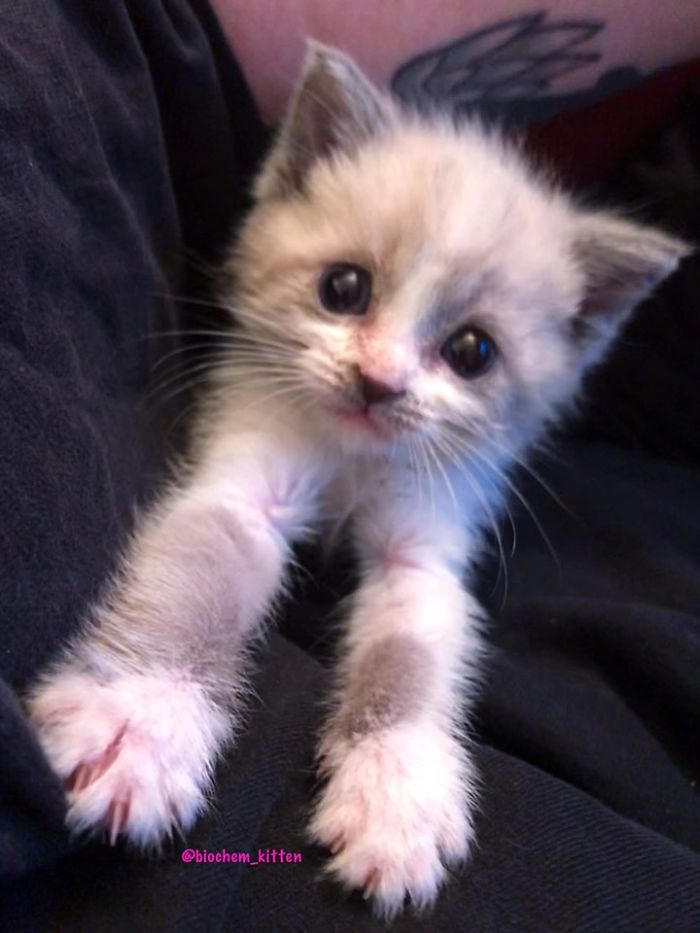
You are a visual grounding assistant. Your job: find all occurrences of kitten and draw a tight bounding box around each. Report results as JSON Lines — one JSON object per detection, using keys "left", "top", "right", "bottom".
{"left": 27, "top": 43, "right": 689, "bottom": 917}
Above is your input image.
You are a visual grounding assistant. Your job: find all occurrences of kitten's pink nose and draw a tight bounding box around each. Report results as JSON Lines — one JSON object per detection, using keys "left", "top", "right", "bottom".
{"left": 354, "top": 367, "right": 405, "bottom": 406}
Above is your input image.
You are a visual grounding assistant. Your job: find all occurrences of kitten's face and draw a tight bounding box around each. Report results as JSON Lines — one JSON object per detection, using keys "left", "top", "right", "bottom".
{"left": 225, "top": 46, "right": 687, "bottom": 461}
{"left": 233, "top": 130, "right": 583, "bottom": 458}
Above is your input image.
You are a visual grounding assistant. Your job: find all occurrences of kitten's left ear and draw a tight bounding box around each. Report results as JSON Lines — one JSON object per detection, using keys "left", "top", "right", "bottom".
{"left": 572, "top": 213, "right": 692, "bottom": 354}
{"left": 254, "top": 42, "right": 393, "bottom": 200}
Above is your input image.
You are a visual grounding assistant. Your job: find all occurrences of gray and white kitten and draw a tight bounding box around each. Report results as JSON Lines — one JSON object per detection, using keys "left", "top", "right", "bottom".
{"left": 28, "top": 44, "right": 689, "bottom": 917}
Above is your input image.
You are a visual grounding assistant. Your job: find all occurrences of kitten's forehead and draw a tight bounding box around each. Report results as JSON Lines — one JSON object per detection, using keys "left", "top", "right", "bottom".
{"left": 324, "top": 128, "right": 562, "bottom": 246}
{"left": 255, "top": 123, "right": 578, "bottom": 305}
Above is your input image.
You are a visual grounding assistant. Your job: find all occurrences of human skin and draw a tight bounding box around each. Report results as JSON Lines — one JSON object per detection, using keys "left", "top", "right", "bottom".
{"left": 210, "top": 0, "right": 700, "bottom": 122}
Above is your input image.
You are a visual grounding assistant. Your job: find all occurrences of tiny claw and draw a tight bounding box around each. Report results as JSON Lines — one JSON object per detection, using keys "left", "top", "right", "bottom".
{"left": 362, "top": 868, "right": 380, "bottom": 899}
{"left": 440, "top": 849, "right": 466, "bottom": 872}
{"left": 169, "top": 800, "right": 182, "bottom": 826}
{"left": 329, "top": 834, "right": 345, "bottom": 856}
{"left": 106, "top": 798, "right": 130, "bottom": 846}
{"left": 66, "top": 763, "right": 91, "bottom": 793}
{"left": 65, "top": 724, "right": 127, "bottom": 796}
{"left": 89, "top": 735, "right": 124, "bottom": 784}
{"left": 168, "top": 800, "right": 187, "bottom": 841}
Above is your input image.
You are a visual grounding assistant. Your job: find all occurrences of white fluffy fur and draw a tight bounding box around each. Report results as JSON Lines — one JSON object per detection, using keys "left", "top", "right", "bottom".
{"left": 29, "top": 669, "right": 231, "bottom": 846}
{"left": 309, "top": 722, "right": 475, "bottom": 916}
{"left": 26, "top": 44, "right": 689, "bottom": 919}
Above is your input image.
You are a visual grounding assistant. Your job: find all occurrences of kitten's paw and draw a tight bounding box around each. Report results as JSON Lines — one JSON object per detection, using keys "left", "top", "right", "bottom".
{"left": 309, "top": 723, "right": 475, "bottom": 918}
{"left": 28, "top": 669, "right": 232, "bottom": 846}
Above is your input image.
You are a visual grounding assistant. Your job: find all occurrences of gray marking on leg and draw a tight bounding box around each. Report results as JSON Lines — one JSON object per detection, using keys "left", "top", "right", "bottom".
{"left": 338, "top": 634, "right": 433, "bottom": 737}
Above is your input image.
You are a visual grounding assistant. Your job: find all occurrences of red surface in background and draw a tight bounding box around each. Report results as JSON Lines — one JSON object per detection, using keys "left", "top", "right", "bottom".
{"left": 527, "top": 58, "right": 700, "bottom": 186}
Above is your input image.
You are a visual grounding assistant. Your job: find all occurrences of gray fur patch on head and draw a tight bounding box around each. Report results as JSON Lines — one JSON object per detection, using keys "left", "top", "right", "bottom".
{"left": 336, "top": 634, "right": 433, "bottom": 737}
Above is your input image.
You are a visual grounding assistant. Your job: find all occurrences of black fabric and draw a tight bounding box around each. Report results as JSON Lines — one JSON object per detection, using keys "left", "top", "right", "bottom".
{"left": 0, "top": 2, "right": 698, "bottom": 930}
{"left": 0, "top": 0, "right": 263, "bottom": 878}
{"left": 574, "top": 92, "right": 700, "bottom": 469}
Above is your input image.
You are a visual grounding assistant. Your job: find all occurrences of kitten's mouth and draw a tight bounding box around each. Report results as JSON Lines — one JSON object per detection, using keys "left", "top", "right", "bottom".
{"left": 328, "top": 402, "right": 393, "bottom": 438}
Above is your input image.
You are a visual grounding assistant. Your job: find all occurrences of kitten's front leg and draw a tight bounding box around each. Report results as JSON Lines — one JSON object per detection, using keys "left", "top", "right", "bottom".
{"left": 28, "top": 421, "right": 322, "bottom": 846}
{"left": 310, "top": 474, "right": 482, "bottom": 917}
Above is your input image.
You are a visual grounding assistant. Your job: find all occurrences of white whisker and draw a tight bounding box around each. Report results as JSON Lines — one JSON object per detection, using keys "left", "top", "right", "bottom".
{"left": 471, "top": 447, "right": 561, "bottom": 575}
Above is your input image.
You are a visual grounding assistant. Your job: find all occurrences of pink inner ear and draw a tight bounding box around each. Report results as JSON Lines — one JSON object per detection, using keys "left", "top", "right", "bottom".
{"left": 572, "top": 274, "right": 647, "bottom": 348}
{"left": 578, "top": 277, "right": 636, "bottom": 320}
{"left": 277, "top": 46, "right": 390, "bottom": 196}
{"left": 301, "top": 91, "right": 341, "bottom": 165}
{"left": 573, "top": 215, "right": 689, "bottom": 325}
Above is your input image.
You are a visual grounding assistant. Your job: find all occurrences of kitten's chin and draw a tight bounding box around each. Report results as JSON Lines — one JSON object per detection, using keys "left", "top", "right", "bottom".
{"left": 334, "top": 407, "right": 387, "bottom": 435}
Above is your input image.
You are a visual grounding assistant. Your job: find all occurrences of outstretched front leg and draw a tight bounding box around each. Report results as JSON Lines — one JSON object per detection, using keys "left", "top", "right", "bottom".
{"left": 310, "top": 463, "right": 484, "bottom": 917}
{"left": 28, "top": 409, "right": 324, "bottom": 847}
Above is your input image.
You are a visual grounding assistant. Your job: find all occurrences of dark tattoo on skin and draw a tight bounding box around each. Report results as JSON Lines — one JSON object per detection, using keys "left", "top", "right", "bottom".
{"left": 392, "top": 12, "right": 641, "bottom": 127}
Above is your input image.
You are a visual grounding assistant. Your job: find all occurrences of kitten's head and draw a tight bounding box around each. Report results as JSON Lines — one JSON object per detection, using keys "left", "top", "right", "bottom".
{"left": 226, "top": 44, "right": 690, "bottom": 460}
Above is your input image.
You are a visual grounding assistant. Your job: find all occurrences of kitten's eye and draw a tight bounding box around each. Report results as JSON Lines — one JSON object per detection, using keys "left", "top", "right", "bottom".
{"left": 318, "top": 263, "right": 371, "bottom": 315}
{"left": 441, "top": 326, "right": 497, "bottom": 379}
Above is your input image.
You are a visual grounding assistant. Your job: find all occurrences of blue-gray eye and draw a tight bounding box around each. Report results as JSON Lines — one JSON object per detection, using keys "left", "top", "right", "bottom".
{"left": 441, "top": 325, "right": 497, "bottom": 378}
{"left": 318, "top": 263, "right": 371, "bottom": 315}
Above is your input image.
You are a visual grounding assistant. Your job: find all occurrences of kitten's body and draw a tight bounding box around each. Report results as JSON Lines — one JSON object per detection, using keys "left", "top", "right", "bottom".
{"left": 27, "top": 45, "right": 689, "bottom": 917}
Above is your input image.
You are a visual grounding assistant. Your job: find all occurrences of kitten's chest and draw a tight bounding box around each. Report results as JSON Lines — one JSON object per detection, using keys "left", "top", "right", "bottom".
{"left": 319, "top": 449, "right": 509, "bottom": 548}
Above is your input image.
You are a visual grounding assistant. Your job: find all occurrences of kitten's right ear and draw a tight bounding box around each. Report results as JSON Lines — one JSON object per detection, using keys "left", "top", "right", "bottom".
{"left": 254, "top": 42, "right": 392, "bottom": 200}
{"left": 570, "top": 213, "right": 692, "bottom": 360}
